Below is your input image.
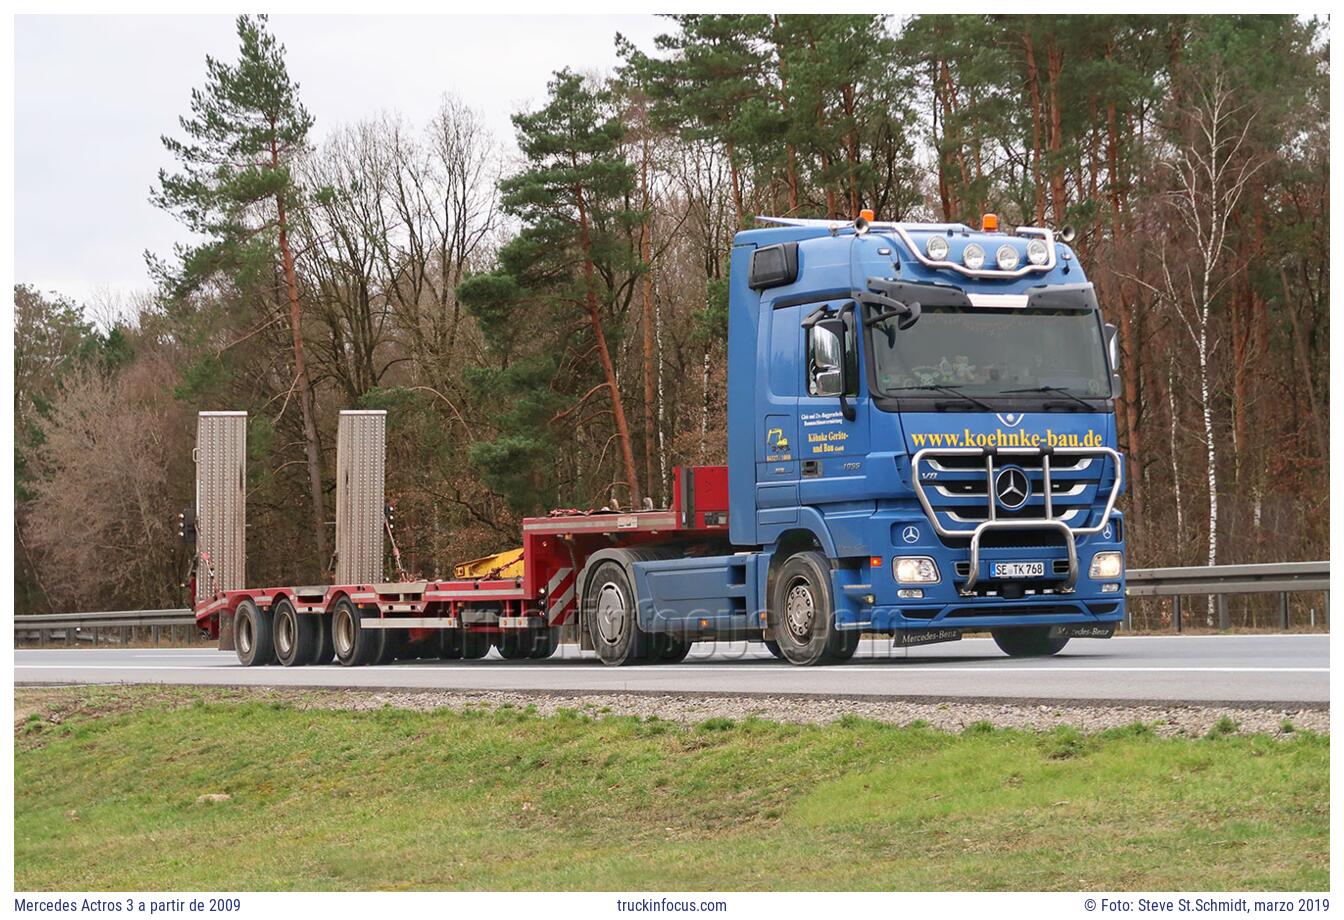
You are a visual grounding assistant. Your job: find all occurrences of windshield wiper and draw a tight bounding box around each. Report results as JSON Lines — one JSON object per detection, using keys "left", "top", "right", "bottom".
{"left": 1001, "top": 385, "right": 1097, "bottom": 410}
{"left": 885, "top": 384, "right": 997, "bottom": 413}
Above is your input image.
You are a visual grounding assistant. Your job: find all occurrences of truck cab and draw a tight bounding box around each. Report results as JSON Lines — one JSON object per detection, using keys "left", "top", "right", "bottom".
{"left": 725, "top": 214, "right": 1126, "bottom": 663}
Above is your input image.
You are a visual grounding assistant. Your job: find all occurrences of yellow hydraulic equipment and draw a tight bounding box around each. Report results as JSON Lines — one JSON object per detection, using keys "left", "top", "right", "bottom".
{"left": 453, "top": 547, "right": 525, "bottom": 580}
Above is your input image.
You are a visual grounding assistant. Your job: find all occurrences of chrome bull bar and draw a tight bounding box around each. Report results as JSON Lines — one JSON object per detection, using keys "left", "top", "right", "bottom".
{"left": 910, "top": 446, "right": 1124, "bottom": 596}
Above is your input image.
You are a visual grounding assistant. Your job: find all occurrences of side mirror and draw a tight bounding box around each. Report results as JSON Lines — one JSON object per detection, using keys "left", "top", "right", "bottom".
{"left": 814, "top": 315, "right": 856, "bottom": 420}
{"left": 1104, "top": 323, "right": 1122, "bottom": 396}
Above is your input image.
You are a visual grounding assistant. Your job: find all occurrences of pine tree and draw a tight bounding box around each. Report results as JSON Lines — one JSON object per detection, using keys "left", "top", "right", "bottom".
{"left": 460, "top": 70, "right": 646, "bottom": 510}
{"left": 152, "top": 14, "right": 329, "bottom": 574}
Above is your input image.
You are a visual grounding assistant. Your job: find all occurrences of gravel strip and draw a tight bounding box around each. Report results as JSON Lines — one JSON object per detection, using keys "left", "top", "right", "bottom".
{"left": 15, "top": 684, "right": 1326, "bottom": 737}
{"left": 290, "top": 687, "right": 1324, "bottom": 737}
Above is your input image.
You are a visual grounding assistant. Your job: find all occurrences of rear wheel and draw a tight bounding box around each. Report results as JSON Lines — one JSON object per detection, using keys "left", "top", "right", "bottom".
{"left": 441, "top": 630, "right": 492, "bottom": 660}
{"left": 495, "top": 631, "right": 533, "bottom": 660}
{"left": 769, "top": 552, "right": 850, "bottom": 666}
{"left": 762, "top": 639, "right": 784, "bottom": 660}
{"left": 234, "top": 600, "right": 274, "bottom": 667}
{"left": 311, "top": 614, "right": 335, "bottom": 665}
{"left": 991, "top": 627, "right": 1070, "bottom": 658}
{"left": 273, "top": 598, "right": 317, "bottom": 667}
{"left": 584, "top": 561, "right": 646, "bottom": 666}
{"left": 648, "top": 633, "right": 691, "bottom": 664}
{"left": 529, "top": 627, "right": 561, "bottom": 660}
{"left": 332, "top": 598, "right": 379, "bottom": 667}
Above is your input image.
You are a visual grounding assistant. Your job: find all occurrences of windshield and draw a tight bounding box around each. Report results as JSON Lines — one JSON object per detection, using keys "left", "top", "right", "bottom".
{"left": 869, "top": 306, "right": 1111, "bottom": 399}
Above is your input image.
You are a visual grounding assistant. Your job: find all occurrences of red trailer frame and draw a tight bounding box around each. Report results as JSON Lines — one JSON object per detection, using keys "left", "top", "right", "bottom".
{"left": 196, "top": 466, "right": 731, "bottom": 651}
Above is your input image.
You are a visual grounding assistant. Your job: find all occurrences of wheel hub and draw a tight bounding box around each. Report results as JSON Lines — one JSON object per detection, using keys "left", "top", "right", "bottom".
{"left": 785, "top": 580, "right": 816, "bottom": 639}
{"left": 237, "top": 616, "right": 253, "bottom": 655}
{"left": 595, "top": 582, "right": 628, "bottom": 644}
{"left": 276, "top": 613, "right": 293, "bottom": 655}
{"left": 334, "top": 610, "right": 353, "bottom": 655}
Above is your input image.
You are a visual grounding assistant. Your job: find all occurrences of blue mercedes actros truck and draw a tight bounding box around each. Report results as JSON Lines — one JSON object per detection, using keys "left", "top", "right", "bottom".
{"left": 195, "top": 211, "right": 1126, "bottom": 669}
{"left": 705, "top": 212, "right": 1126, "bottom": 665}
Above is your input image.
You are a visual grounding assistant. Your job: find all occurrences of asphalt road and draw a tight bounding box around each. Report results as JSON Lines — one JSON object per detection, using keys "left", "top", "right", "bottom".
{"left": 13, "top": 634, "right": 1328, "bottom": 706}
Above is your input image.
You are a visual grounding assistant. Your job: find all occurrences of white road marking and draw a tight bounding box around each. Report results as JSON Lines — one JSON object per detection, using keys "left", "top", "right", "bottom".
{"left": 13, "top": 664, "right": 1327, "bottom": 673}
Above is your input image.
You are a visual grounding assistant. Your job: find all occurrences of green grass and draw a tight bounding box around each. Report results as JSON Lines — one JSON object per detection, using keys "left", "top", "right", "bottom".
{"left": 14, "top": 692, "right": 1328, "bottom": 891}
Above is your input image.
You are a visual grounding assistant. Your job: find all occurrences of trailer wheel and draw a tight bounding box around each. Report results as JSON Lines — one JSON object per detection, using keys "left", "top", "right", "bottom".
{"left": 529, "top": 628, "right": 561, "bottom": 660}
{"left": 768, "top": 551, "right": 848, "bottom": 666}
{"left": 311, "top": 614, "right": 335, "bottom": 665}
{"left": 332, "top": 598, "right": 379, "bottom": 666}
{"left": 377, "top": 629, "right": 405, "bottom": 665}
{"left": 234, "top": 600, "right": 274, "bottom": 667}
{"left": 273, "top": 598, "right": 317, "bottom": 667}
{"left": 437, "top": 629, "right": 463, "bottom": 660}
{"left": 991, "top": 627, "right": 1070, "bottom": 657}
{"left": 648, "top": 633, "right": 691, "bottom": 664}
{"left": 495, "top": 632, "right": 532, "bottom": 660}
{"left": 460, "top": 632, "right": 491, "bottom": 660}
{"left": 584, "top": 560, "right": 647, "bottom": 666}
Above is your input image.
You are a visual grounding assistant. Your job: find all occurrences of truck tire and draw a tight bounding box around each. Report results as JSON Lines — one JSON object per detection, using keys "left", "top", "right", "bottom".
{"left": 437, "top": 629, "right": 463, "bottom": 660}
{"left": 584, "top": 560, "right": 647, "bottom": 666}
{"left": 991, "top": 627, "right": 1070, "bottom": 657}
{"left": 311, "top": 615, "right": 335, "bottom": 665}
{"left": 332, "top": 598, "right": 380, "bottom": 667}
{"left": 769, "top": 551, "right": 849, "bottom": 666}
{"left": 763, "top": 639, "right": 784, "bottom": 660}
{"left": 648, "top": 633, "right": 691, "bottom": 664}
{"left": 530, "top": 628, "right": 561, "bottom": 659}
{"left": 273, "top": 598, "right": 317, "bottom": 667}
{"left": 376, "top": 629, "right": 403, "bottom": 665}
{"left": 234, "top": 600, "right": 275, "bottom": 667}
{"left": 495, "top": 632, "right": 533, "bottom": 660}
{"left": 461, "top": 632, "right": 491, "bottom": 659}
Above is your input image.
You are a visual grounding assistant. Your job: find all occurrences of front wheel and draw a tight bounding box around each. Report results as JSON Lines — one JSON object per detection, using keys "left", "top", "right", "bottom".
{"left": 584, "top": 561, "right": 646, "bottom": 666}
{"left": 769, "top": 552, "right": 850, "bottom": 666}
{"left": 991, "top": 627, "right": 1070, "bottom": 658}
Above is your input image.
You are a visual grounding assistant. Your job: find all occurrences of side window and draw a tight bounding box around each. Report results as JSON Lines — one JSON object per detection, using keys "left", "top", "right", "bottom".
{"left": 807, "top": 312, "right": 858, "bottom": 397}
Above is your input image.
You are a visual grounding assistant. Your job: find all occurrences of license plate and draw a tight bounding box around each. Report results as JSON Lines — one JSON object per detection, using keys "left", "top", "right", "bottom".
{"left": 991, "top": 561, "right": 1045, "bottom": 579}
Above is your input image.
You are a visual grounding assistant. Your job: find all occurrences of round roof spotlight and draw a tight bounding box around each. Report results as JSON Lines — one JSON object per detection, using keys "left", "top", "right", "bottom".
{"left": 1026, "top": 238, "right": 1049, "bottom": 265}
{"left": 963, "top": 243, "right": 986, "bottom": 271}
{"left": 996, "top": 244, "right": 1020, "bottom": 271}
{"left": 926, "top": 235, "right": 950, "bottom": 261}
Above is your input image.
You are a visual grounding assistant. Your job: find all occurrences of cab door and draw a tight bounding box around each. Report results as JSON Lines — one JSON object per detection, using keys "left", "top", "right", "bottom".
{"left": 796, "top": 305, "right": 871, "bottom": 520}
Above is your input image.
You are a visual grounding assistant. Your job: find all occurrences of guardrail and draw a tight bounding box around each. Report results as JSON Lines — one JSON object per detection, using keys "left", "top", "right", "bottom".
{"left": 11, "top": 561, "right": 1331, "bottom": 643}
{"left": 14, "top": 608, "right": 195, "bottom": 646}
{"left": 1125, "top": 560, "right": 1328, "bottom": 631}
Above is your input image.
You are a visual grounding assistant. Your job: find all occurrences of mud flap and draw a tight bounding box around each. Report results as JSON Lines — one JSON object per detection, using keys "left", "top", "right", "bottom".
{"left": 218, "top": 608, "right": 235, "bottom": 651}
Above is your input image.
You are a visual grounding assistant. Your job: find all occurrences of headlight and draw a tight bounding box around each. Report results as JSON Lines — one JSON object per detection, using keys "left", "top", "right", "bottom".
{"left": 1026, "top": 238, "right": 1049, "bottom": 265}
{"left": 894, "top": 556, "right": 940, "bottom": 584}
{"left": 1089, "top": 552, "right": 1124, "bottom": 580}
{"left": 996, "top": 244, "right": 1020, "bottom": 271}
{"left": 963, "top": 243, "right": 985, "bottom": 271}
{"left": 926, "top": 235, "right": 950, "bottom": 261}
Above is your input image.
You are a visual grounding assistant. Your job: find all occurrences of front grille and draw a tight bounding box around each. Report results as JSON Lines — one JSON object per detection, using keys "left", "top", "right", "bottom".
{"left": 912, "top": 450, "right": 1115, "bottom": 538}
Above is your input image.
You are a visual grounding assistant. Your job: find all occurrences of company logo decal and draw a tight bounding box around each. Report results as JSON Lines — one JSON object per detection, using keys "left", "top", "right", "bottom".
{"left": 910, "top": 428, "right": 1104, "bottom": 449}
{"left": 996, "top": 412, "right": 1025, "bottom": 427}
{"left": 901, "top": 525, "right": 920, "bottom": 544}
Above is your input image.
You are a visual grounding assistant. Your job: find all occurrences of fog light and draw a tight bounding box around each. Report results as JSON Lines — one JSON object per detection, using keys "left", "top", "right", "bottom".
{"left": 1090, "top": 552, "right": 1124, "bottom": 580}
{"left": 1101, "top": 583, "right": 1120, "bottom": 593}
{"left": 898, "top": 588, "right": 924, "bottom": 599}
{"left": 894, "top": 556, "right": 940, "bottom": 584}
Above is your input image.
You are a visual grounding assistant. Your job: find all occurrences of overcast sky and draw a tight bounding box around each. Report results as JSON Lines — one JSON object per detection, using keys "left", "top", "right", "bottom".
{"left": 14, "top": 14, "right": 667, "bottom": 314}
